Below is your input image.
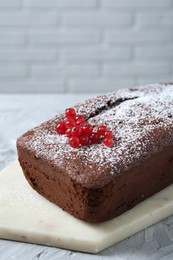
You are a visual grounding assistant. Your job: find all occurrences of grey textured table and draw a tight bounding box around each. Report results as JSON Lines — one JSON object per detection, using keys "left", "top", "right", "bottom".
{"left": 0, "top": 94, "right": 173, "bottom": 260}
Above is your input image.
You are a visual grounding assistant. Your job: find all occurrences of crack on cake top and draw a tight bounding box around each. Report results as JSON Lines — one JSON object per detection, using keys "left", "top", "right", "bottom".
{"left": 87, "top": 97, "right": 138, "bottom": 120}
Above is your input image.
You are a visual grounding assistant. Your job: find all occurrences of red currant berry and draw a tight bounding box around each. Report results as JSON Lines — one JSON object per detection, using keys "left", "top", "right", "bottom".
{"left": 66, "top": 128, "right": 72, "bottom": 137}
{"left": 79, "top": 135, "right": 89, "bottom": 146}
{"left": 64, "top": 116, "right": 75, "bottom": 123}
{"left": 104, "top": 130, "right": 113, "bottom": 138}
{"left": 75, "top": 115, "right": 86, "bottom": 125}
{"left": 69, "top": 136, "right": 80, "bottom": 148}
{"left": 65, "top": 108, "right": 76, "bottom": 118}
{"left": 70, "top": 125, "right": 82, "bottom": 137}
{"left": 97, "top": 125, "right": 108, "bottom": 136}
{"left": 90, "top": 132, "right": 100, "bottom": 143}
{"left": 81, "top": 124, "right": 93, "bottom": 136}
{"left": 65, "top": 119, "right": 76, "bottom": 129}
{"left": 75, "top": 114, "right": 85, "bottom": 121}
{"left": 104, "top": 137, "right": 113, "bottom": 147}
{"left": 56, "top": 121, "right": 66, "bottom": 135}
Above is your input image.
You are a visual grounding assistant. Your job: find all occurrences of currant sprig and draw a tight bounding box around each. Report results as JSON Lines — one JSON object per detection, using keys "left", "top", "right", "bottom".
{"left": 56, "top": 108, "right": 114, "bottom": 148}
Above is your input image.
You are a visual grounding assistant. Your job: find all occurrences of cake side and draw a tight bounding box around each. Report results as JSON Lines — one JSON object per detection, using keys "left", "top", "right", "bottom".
{"left": 17, "top": 83, "right": 173, "bottom": 222}
{"left": 17, "top": 143, "right": 173, "bottom": 222}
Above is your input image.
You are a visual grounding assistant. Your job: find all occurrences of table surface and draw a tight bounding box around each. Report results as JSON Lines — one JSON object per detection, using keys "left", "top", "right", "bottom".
{"left": 0, "top": 94, "right": 173, "bottom": 260}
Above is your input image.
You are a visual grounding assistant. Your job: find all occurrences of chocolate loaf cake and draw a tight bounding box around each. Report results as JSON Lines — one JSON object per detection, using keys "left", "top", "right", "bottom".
{"left": 17, "top": 83, "right": 173, "bottom": 223}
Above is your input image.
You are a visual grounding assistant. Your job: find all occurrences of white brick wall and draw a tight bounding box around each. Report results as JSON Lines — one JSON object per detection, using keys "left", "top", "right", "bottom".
{"left": 102, "top": 0, "right": 172, "bottom": 8}
{"left": 0, "top": 0, "right": 172, "bottom": 93}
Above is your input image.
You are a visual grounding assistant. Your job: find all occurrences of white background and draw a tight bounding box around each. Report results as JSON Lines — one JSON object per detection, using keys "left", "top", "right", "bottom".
{"left": 0, "top": 0, "right": 173, "bottom": 93}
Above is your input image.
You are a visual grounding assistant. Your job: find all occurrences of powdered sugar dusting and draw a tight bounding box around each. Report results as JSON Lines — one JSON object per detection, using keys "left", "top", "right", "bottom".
{"left": 20, "top": 83, "right": 173, "bottom": 184}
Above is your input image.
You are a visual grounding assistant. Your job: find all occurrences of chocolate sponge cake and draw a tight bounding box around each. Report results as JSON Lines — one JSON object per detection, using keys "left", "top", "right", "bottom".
{"left": 17, "top": 83, "right": 173, "bottom": 223}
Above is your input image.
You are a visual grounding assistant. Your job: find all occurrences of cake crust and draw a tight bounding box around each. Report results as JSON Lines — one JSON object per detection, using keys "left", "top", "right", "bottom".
{"left": 17, "top": 83, "right": 173, "bottom": 222}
